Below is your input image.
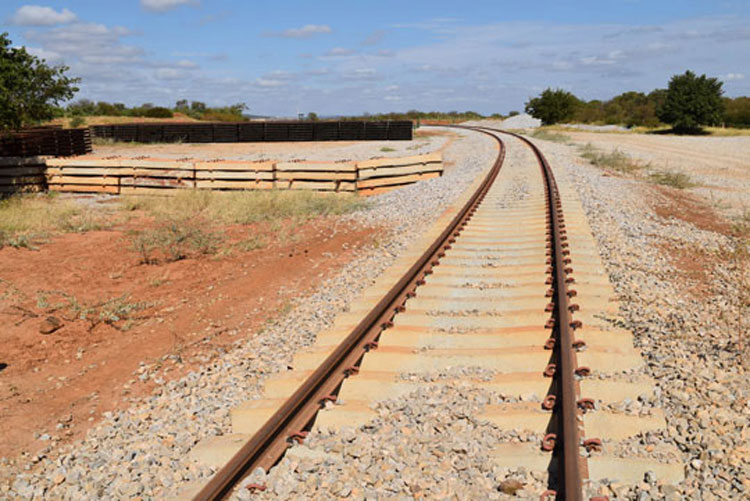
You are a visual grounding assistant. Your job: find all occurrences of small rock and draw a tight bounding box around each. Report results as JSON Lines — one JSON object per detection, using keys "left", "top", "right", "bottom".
{"left": 498, "top": 479, "right": 525, "bottom": 494}
{"left": 39, "top": 316, "right": 63, "bottom": 335}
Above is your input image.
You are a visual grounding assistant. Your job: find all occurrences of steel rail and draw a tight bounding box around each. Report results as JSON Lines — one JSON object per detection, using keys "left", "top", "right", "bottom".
{"left": 478, "top": 127, "right": 584, "bottom": 501}
{"left": 193, "top": 128, "right": 507, "bottom": 501}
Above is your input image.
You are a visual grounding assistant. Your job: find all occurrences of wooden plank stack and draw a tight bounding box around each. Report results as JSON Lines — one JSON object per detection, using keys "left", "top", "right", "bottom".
{"left": 275, "top": 161, "right": 357, "bottom": 192}
{"left": 356, "top": 152, "right": 443, "bottom": 196}
{"left": 33, "top": 151, "right": 442, "bottom": 196}
{"left": 194, "top": 160, "right": 274, "bottom": 191}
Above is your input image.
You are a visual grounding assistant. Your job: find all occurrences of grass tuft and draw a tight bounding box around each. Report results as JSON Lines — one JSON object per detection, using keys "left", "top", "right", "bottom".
{"left": 648, "top": 170, "right": 696, "bottom": 189}
{"left": 127, "top": 217, "right": 221, "bottom": 264}
{"left": 579, "top": 143, "right": 646, "bottom": 174}
{"left": 531, "top": 129, "right": 571, "bottom": 143}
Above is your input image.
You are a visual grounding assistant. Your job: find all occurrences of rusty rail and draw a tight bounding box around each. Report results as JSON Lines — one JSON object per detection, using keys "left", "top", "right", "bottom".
{"left": 480, "top": 127, "right": 584, "bottom": 501}
{"left": 193, "top": 128, "right": 507, "bottom": 501}
{"left": 193, "top": 126, "right": 584, "bottom": 500}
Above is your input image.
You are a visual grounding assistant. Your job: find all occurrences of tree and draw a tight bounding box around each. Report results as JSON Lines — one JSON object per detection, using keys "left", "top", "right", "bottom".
{"left": 175, "top": 99, "right": 188, "bottom": 111}
{"left": 306, "top": 112, "right": 319, "bottom": 121}
{"left": 190, "top": 101, "right": 206, "bottom": 112}
{"left": 0, "top": 32, "right": 79, "bottom": 131}
{"left": 657, "top": 70, "right": 724, "bottom": 132}
{"left": 525, "top": 88, "right": 581, "bottom": 125}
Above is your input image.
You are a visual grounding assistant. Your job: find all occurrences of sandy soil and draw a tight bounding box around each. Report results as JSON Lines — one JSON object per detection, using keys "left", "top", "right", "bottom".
{"left": 566, "top": 131, "right": 750, "bottom": 217}
{"left": 0, "top": 215, "right": 378, "bottom": 460}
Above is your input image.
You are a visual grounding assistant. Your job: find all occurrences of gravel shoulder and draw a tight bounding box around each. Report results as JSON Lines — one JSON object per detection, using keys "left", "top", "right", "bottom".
{"left": 1, "top": 128, "right": 497, "bottom": 499}
{"left": 531, "top": 133, "right": 749, "bottom": 499}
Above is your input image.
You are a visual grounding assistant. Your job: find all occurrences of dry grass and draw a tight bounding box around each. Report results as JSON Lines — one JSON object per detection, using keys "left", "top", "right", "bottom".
{"left": 37, "top": 290, "right": 152, "bottom": 331}
{"left": 530, "top": 129, "right": 572, "bottom": 144}
{"left": 0, "top": 194, "right": 111, "bottom": 249}
{"left": 127, "top": 219, "right": 221, "bottom": 264}
{"left": 648, "top": 170, "right": 696, "bottom": 189}
{"left": 120, "top": 189, "right": 365, "bottom": 225}
{"left": 578, "top": 143, "right": 647, "bottom": 174}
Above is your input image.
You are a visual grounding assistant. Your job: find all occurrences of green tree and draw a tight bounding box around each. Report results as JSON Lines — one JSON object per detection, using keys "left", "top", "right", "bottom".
{"left": 306, "top": 112, "right": 319, "bottom": 121}
{"left": 657, "top": 70, "right": 724, "bottom": 132}
{"left": 525, "top": 88, "right": 581, "bottom": 125}
{"left": 723, "top": 97, "right": 750, "bottom": 128}
{"left": 0, "top": 32, "right": 79, "bottom": 131}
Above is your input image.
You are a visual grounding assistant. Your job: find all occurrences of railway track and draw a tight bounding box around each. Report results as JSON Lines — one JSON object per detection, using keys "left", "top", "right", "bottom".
{"left": 187, "top": 127, "right": 683, "bottom": 500}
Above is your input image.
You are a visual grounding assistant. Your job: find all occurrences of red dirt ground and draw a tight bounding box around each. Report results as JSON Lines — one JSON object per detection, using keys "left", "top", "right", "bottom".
{"left": 0, "top": 216, "right": 378, "bottom": 460}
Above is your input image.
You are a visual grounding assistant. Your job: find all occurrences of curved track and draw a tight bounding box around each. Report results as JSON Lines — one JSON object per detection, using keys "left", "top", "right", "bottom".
{"left": 191, "top": 127, "right": 672, "bottom": 500}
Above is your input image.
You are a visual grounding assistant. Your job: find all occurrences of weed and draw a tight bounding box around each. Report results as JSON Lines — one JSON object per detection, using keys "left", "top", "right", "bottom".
{"left": 148, "top": 275, "right": 169, "bottom": 287}
{"left": 579, "top": 143, "right": 646, "bottom": 174}
{"left": 380, "top": 147, "right": 396, "bottom": 152}
{"left": 36, "top": 290, "right": 152, "bottom": 331}
{"left": 531, "top": 129, "right": 571, "bottom": 143}
{"left": 236, "top": 235, "right": 267, "bottom": 252}
{"left": 127, "top": 217, "right": 222, "bottom": 264}
{"left": 648, "top": 170, "right": 696, "bottom": 189}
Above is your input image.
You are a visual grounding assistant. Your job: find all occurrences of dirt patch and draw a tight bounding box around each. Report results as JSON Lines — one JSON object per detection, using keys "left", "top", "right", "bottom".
{"left": 657, "top": 243, "right": 717, "bottom": 299}
{"left": 0, "top": 216, "right": 379, "bottom": 460}
{"left": 649, "top": 185, "right": 733, "bottom": 236}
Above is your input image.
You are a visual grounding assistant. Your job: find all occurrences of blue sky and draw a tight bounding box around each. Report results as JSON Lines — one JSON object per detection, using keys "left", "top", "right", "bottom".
{"left": 1, "top": 1, "right": 749, "bottom": 116}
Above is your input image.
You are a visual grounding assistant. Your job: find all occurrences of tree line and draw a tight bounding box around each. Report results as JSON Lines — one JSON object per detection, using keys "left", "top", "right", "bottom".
{"left": 64, "top": 99, "right": 248, "bottom": 123}
{"left": 525, "top": 71, "right": 749, "bottom": 132}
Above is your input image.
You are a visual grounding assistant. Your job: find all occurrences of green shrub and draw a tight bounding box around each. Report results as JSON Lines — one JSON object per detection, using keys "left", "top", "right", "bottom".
{"left": 143, "top": 107, "right": 174, "bottom": 118}
{"left": 525, "top": 88, "right": 581, "bottom": 125}
{"left": 69, "top": 115, "right": 86, "bottom": 128}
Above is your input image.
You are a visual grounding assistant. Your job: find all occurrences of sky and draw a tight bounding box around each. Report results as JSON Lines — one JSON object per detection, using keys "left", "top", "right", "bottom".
{"left": 1, "top": 1, "right": 749, "bottom": 117}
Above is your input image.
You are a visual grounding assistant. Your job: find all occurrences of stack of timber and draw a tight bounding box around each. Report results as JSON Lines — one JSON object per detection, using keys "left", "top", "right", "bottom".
{"left": 275, "top": 161, "right": 357, "bottom": 192}
{"left": 0, "top": 156, "right": 48, "bottom": 195}
{"left": 46, "top": 157, "right": 122, "bottom": 194}
{"left": 40, "top": 151, "right": 442, "bottom": 195}
{"left": 194, "top": 160, "right": 274, "bottom": 191}
{"left": 119, "top": 159, "right": 195, "bottom": 195}
{"left": 356, "top": 152, "right": 443, "bottom": 196}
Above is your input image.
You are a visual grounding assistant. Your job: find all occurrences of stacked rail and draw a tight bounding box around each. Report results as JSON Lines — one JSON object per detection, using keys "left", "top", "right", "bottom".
{"left": 90, "top": 121, "right": 413, "bottom": 143}
{"left": 0, "top": 156, "right": 48, "bottom": 195}
{"left": 0, "top": 128, "right": 92, "bottom": 157}
{"left": 43, "top": 153, "right": 442, "bottom": 195}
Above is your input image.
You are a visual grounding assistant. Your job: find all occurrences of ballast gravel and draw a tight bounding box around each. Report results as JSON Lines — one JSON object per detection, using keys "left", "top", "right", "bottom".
{"left": 1, "top": 128, "right": 497, "bottom": 499}
{"left": 534, "top": 135, "right": 749, "bottom": 500}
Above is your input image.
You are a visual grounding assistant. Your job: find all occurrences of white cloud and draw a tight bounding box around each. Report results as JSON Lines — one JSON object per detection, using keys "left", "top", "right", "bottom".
{"left": 271, "top": 24, "right": 332, "bottom": 39}
{"left": 255, "top": 78, "right": 285, "bottom": 88}
{"left": 155, "top": 68, "right": 184, "bottom": 80}
{"left": 325, "top": 47, "right": 355, "bottom": 57}
{"left": 9, "top": 5, "right": 76, "bottom": 26}
{"left": 24, "top": 46, "right": 63, "bottom": 63}
{"left": 140, "top": 0, "right": 197, "bottom": 13}
{"left": 724, "top": 73, "right": 745, "bottom": 81}
{"left": 176, "top": 59, "right": 198, "bottom": 68}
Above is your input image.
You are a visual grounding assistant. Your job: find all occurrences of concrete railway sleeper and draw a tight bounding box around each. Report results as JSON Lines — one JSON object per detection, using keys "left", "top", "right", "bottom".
{"left": 189, "top": 127, "right": 682, "bottom": 500}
